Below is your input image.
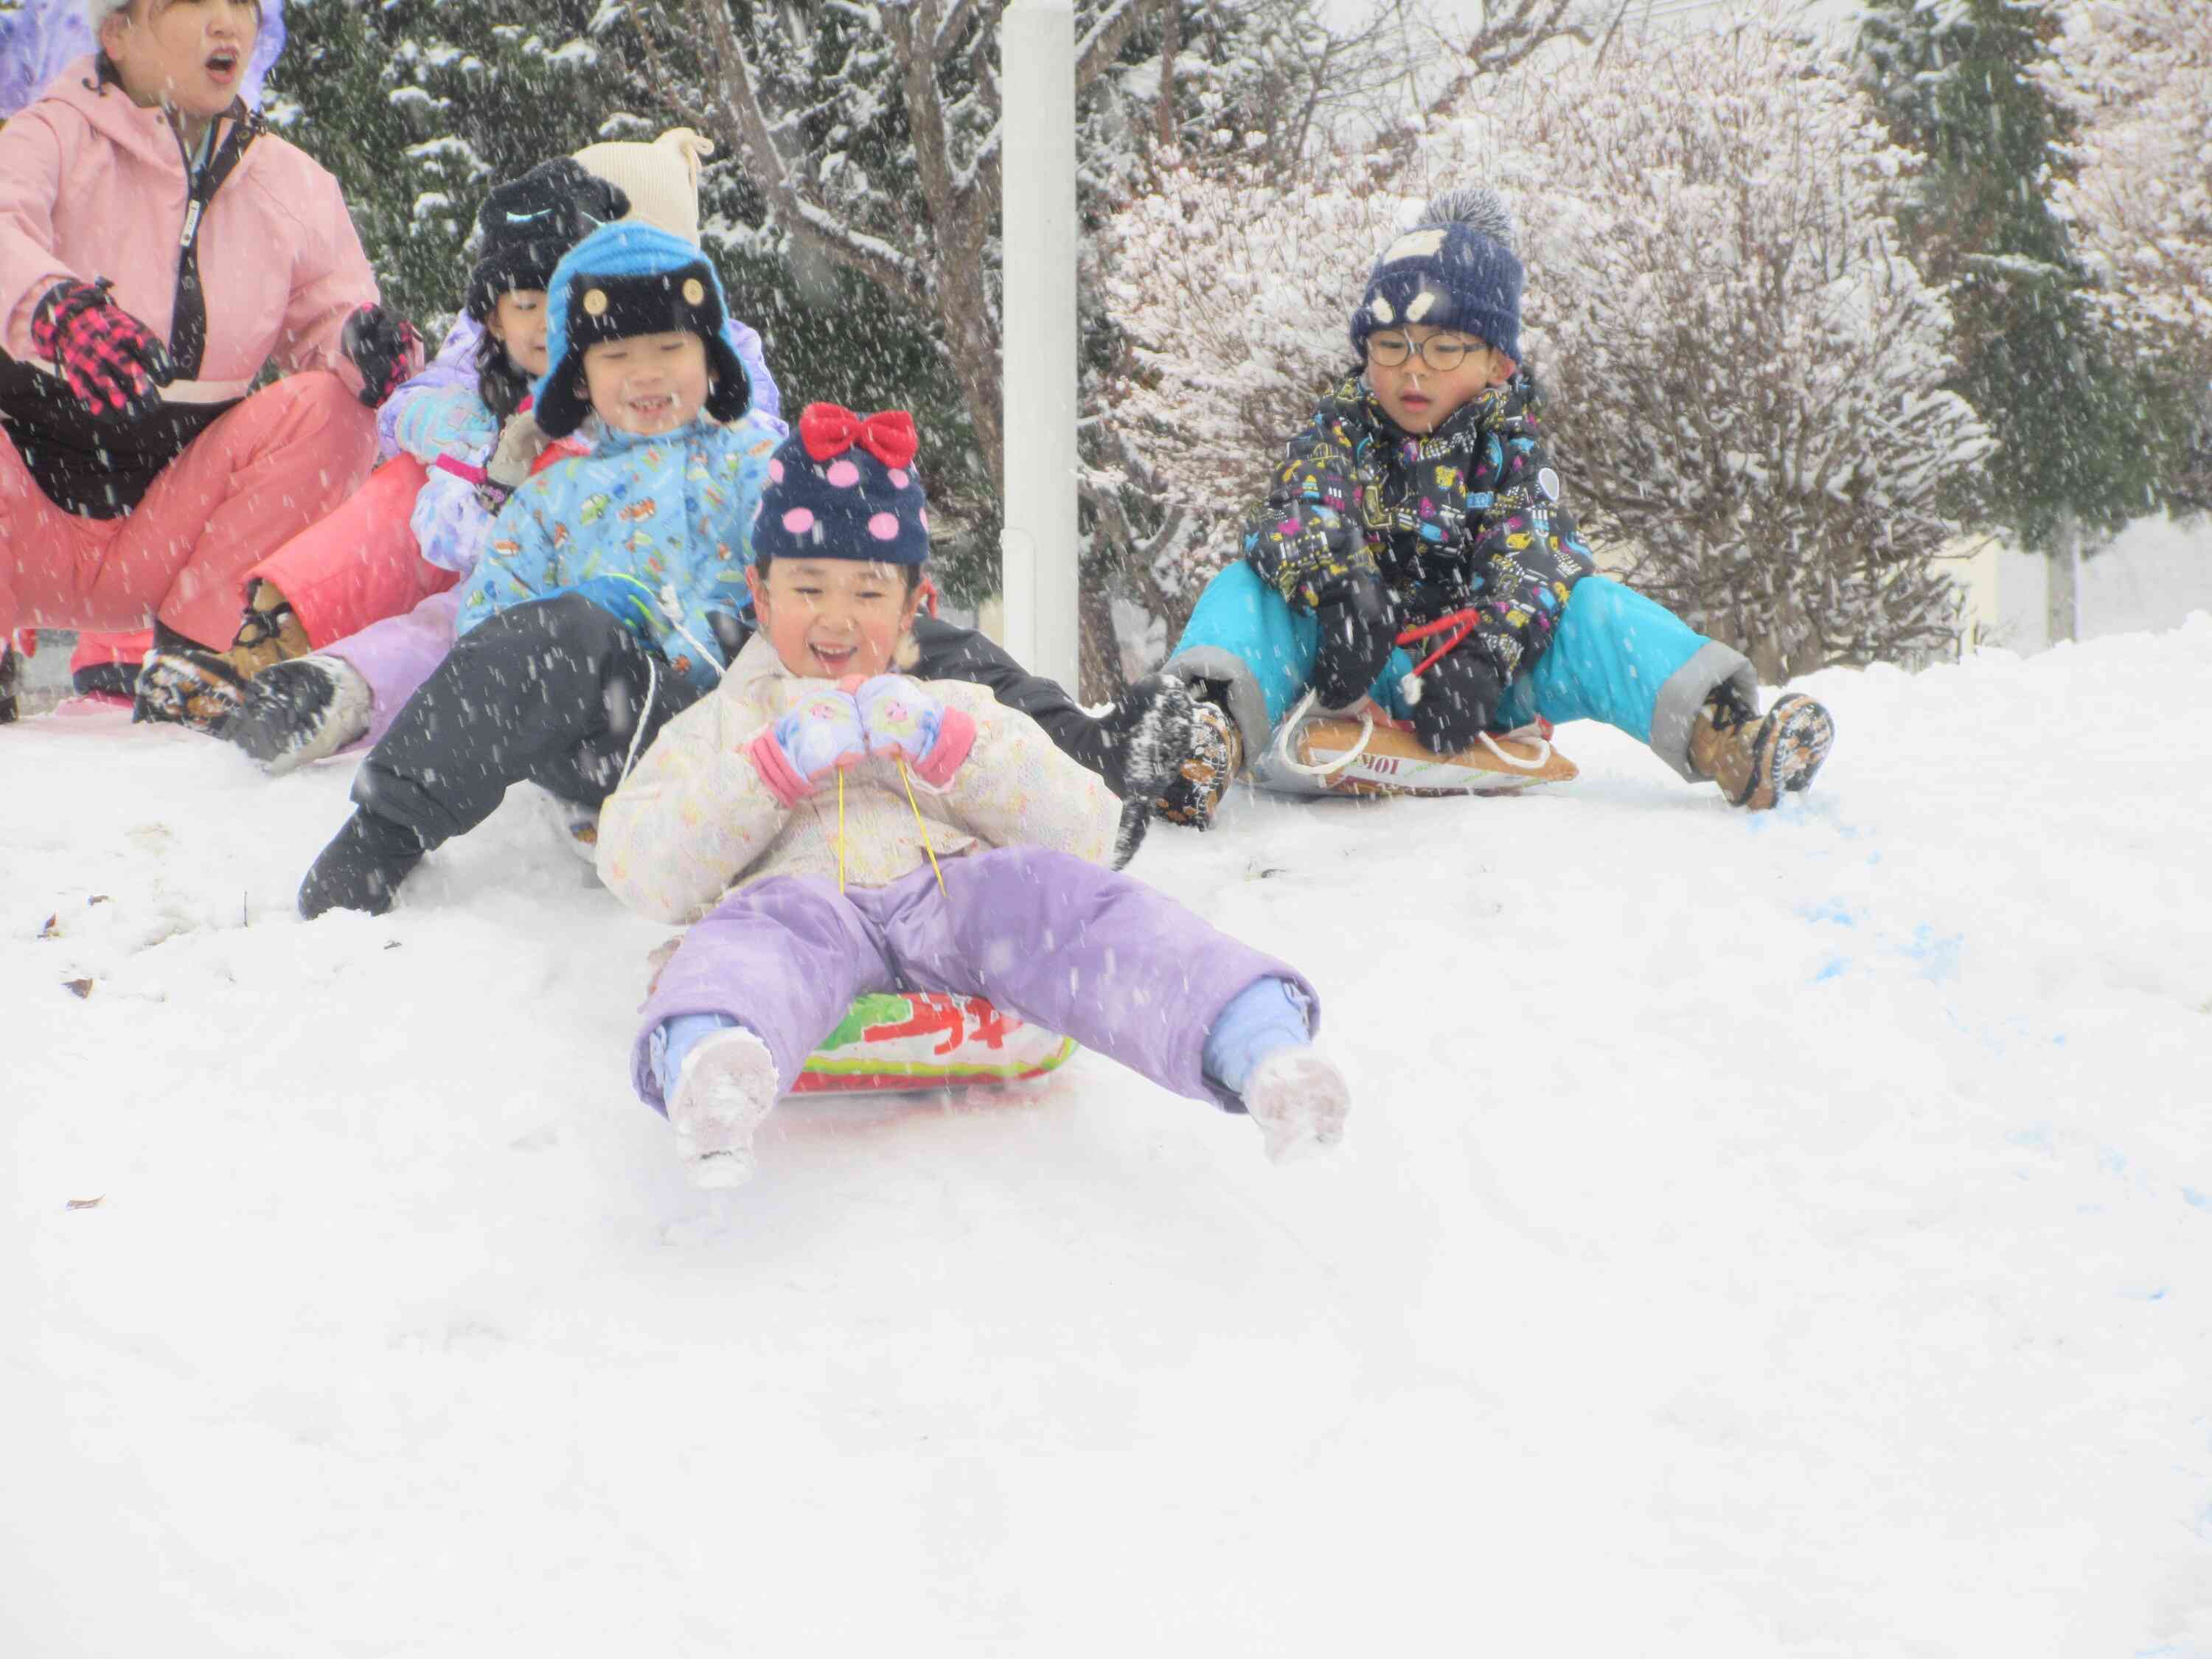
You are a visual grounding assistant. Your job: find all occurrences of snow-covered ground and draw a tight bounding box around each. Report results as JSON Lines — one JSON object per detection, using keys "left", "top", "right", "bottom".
{"left": 6, "top": 619, "right": 2211, "bottom": 1658}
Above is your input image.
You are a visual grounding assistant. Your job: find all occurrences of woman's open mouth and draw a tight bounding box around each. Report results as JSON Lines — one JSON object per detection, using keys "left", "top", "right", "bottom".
{"left": 205, "top": 49, "right": 241, "bottom": 84}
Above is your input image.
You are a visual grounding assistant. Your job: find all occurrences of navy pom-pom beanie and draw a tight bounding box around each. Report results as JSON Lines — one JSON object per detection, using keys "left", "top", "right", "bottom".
{"left": 1349, "top": 187, "right": 1524, "bottom": 366}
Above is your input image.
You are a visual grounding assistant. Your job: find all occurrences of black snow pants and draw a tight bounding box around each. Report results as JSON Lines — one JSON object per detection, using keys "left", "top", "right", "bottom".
{"left": 350, "top": 593, "right": 701, "bottom": 849}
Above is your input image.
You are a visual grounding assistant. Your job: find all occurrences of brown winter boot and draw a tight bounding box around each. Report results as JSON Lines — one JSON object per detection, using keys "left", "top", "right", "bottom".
{"left": 220, "top": 580, "right": 311, "bottom": 677}
{"left": 1688, "top": 689, "right": 1835, "bottom": 810}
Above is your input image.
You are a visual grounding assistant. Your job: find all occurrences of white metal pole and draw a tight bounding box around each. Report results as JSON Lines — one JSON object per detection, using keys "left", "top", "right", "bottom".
{"left": 998, "top": 0, "right": 1081, "bottom": 692}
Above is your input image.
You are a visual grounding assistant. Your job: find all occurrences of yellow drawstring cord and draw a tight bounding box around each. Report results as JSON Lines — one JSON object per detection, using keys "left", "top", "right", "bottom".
{"left": 832, "top": 757, "right": 945, "bottom": 899}
{"left": 898, "top": 757, "right": 947, "bottom": 897}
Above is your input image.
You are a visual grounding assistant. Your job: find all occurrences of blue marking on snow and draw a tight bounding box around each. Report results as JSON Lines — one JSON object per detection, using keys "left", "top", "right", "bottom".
{"left": 1902, "top": 925, "right": 1963, "bottom": 983}
{"left": 2183, "top": 1188, "right": 2209, "bottom": 1211}
{"left": 2101, "top": 1148, "right": 2129, "bottom": 1176}
{"left": 1815, "top": 956, "right": 1849, "bottom": 983}
{"left": 1804, "top": 900, "right": 1857, "bottom": 927}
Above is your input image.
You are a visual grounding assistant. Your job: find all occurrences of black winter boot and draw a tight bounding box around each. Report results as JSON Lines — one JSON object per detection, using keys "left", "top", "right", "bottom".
{"left": 218, "top": 655, "right": 372, "bottom": 774}
{"left": 133, "top": 622, "right": 248, "bottom": 732}
{"left": 299, "top": 810, "right": 426, "bottom": 919}
{"left": 0, "top": 643, "right": 18, "bottom": 725}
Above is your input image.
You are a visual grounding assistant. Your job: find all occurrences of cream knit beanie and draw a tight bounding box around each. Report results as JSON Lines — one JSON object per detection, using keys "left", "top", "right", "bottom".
{"left": 573, "top": 128, "right": 714, "bottom": 245}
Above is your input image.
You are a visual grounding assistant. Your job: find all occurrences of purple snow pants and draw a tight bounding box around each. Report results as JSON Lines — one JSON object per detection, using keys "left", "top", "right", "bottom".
{"left": 327, "top": 585, "right": 464, "bottom": 752}
{"left": 630, "top": 846, "right": 1318, "bottom": 1113}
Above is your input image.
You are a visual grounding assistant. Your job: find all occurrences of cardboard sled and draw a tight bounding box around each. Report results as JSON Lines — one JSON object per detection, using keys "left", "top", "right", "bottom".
{"left": 1251, "top": 714, "right": 1579, "bottom": 799}
{"left": 790, "top": 991, "right": 1076, "bottom": 1098}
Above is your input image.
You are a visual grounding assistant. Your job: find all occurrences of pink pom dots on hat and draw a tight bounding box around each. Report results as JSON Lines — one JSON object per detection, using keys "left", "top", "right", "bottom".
{"left": 868, "top": 512, "right": 900, "bottom": 541}
{"left": 825, "top": 459, "right": 861, "bottom": 488}
{"left": 782, "top": 507, "right": 816, "bottom": 534}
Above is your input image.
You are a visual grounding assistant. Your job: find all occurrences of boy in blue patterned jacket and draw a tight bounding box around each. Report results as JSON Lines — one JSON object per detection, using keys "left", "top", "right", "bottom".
{"left": 299, "top": 222, "right": 784, "bottom": 917}
{"left": 1161, "top": 189, "right": 1834, "bottom": 822}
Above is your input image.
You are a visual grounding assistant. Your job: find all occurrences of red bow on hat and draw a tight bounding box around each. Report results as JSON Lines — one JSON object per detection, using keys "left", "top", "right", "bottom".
{"left": 799, "top": 403, "right": 919, "bottom": 470}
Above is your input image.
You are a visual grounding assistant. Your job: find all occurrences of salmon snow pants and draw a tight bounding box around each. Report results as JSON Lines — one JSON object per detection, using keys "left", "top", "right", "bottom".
{"left": 241, "top": 452, "right": 457, "bottom": 652}
{"left": 0, "top": 372, "right": 378, "bottom": 650}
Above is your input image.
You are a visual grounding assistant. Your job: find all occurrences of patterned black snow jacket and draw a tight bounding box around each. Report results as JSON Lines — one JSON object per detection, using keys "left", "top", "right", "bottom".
{"left": 1240, "top": 373, "right": 1596, "bottom": 684}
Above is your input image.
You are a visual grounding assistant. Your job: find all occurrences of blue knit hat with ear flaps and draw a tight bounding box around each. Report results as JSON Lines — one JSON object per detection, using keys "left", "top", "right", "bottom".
{"left": 532, "top": 221, "right": 751, "bottom": 438}
{"left": 1349, "top": 188, "right": 1524, "bottom": 366}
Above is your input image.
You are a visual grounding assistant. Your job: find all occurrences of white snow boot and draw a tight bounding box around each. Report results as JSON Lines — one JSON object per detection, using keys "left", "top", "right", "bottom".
{"left": 218, "top": 653, "right": 372, "bottom": 774}
{"left": 667, "top": 1027, "right": 780, "bottom": 1189}
{"left": 1242, "top": 1046, "right": 1350, "bottom": 1164}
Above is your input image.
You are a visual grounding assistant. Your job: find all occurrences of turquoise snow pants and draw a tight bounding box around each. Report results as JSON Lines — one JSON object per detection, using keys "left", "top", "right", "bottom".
{"left": 1162, "top": 563, "right": 1757, "bottom": 781}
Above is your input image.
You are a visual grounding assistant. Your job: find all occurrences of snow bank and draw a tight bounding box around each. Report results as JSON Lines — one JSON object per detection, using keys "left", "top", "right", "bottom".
{"left": 4, "top": 621, "right": 2209, "bottom": 1656}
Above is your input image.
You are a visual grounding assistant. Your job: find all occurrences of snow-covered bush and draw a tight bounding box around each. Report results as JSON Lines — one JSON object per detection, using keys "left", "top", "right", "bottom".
{"left": 1103, "top": 7, "right": 1994, "bottom": 672}
{"left": 1098, "top": 149, "right": 1399, "bottom": 598}
{"left": 2039, "top": 0, "right": 2212, "bottom": 501}
{"left": 2041, "top": 0, "right": 2211, "bottom": 369}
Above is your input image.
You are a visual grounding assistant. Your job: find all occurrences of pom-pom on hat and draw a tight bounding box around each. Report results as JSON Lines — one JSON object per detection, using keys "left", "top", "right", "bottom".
{"left": 1349, "top": 187, "right": 1524, "bottom": 368}
{"left": 532, "top": 221, "right": 751, "bottom": 439}
{"left": 574, "top": 128, "right": 714, "bottom": 243}
{"left": 754, "top": 403, "right": 930, "bottom": 568}
{"left": 464, "top": 159, "right": 630, "bottom": 324}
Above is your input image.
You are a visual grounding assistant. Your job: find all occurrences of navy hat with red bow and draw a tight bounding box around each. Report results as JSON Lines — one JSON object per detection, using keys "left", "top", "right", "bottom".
{"left": 753, "top": 403, "right": 931, "bottom": 567}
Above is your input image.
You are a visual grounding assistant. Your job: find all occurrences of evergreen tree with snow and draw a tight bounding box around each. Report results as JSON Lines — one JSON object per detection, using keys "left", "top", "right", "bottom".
{"left": 268, "top": 0, "right": 652, "bottom": 328}
{"left": 1854, "top": 0, "right": 2169, "bottom": 549}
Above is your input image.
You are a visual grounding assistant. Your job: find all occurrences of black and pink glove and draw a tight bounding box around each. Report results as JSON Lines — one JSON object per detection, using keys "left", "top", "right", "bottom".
{"left": 32, "top": 279, "right": 173, "bottom": 420}
{"left": 340, "top": 305, "right": 425, "bottom": 408}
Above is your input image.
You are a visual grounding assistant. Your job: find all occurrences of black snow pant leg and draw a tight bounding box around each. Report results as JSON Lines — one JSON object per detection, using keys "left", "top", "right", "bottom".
{"left": 349, "top": 593, "right": 703, "bottom": 847}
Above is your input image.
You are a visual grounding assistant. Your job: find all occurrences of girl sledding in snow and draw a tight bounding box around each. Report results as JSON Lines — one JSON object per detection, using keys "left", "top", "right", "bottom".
{"left": 211, "top": 131, "right": 784, "bottom": 767}
{"left": 594, "top": 408, "right": 1351, "bottom": 1187}
{"left": 0, "top": 0, "right": 420, "bottom": 719}
{"left": 292, "top": 215, "right": 1221, "bottom": 916}
{"left": 297, "top": 223, "right": 1216, "bottom": 917}
{"left": 1158, "top": 188, "right": 1835, "bottom": 824}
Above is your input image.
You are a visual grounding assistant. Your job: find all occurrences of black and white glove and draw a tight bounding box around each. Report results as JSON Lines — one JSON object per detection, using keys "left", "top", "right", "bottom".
{"left": 1099, "top": 672, "right": 1202, "bottom": 803}
{"left": 1307, "top": 574, "right": 1396, "bottom": 712}
{"left": 1408, "top": 646, "right": 1507, "bottom": 755}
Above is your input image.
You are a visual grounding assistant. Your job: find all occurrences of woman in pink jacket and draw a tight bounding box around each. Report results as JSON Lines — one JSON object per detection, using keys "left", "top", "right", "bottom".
{"left": 0, "top": 0, "right": 418, "bottom": 720}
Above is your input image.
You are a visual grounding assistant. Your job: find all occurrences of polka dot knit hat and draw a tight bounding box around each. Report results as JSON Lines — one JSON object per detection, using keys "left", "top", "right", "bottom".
{"left": 754, "top": 403, "right": 930, "bottom": 567}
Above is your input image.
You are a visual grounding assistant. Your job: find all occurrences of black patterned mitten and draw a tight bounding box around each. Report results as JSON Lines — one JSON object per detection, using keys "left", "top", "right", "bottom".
{"left": 1309, "top": 575, "right": 1396, "bottom": 712}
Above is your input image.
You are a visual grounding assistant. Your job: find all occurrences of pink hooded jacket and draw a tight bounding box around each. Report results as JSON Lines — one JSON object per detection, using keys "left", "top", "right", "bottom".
{"left": 0, "top": 55, "right": 376, "bottom": 403}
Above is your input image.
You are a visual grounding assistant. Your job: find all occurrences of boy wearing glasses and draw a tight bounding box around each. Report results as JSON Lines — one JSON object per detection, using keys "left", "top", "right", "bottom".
{"left": 1160, "top": 189, "right": 1834, "bottom": 821}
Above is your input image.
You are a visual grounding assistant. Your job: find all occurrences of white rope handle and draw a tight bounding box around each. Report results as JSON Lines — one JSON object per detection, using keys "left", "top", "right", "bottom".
{"left": 658, "top": 583, "right": 728, "bottom": 683}
{"left": 1270, "top": 689, "right": 1375, "bottom": 779}
{"left": 1478, "top": 726, "right": 1552, "bottom": 771}
{"left": 617, "top": 654, "right": 659, "bottom": 787}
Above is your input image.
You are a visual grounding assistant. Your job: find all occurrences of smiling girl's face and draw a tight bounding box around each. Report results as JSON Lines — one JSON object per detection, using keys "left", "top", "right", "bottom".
{"left": 487, "top": 290, "right": 551, "bottom": 380}
{"left": 580, "top": 330, "right": 710, "bottom": 437}
{"left": 746, "top": 557, "right": 922, "bottom": 681}
{"left": 101, "top": 0, "right": 262, "bottom": 129}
